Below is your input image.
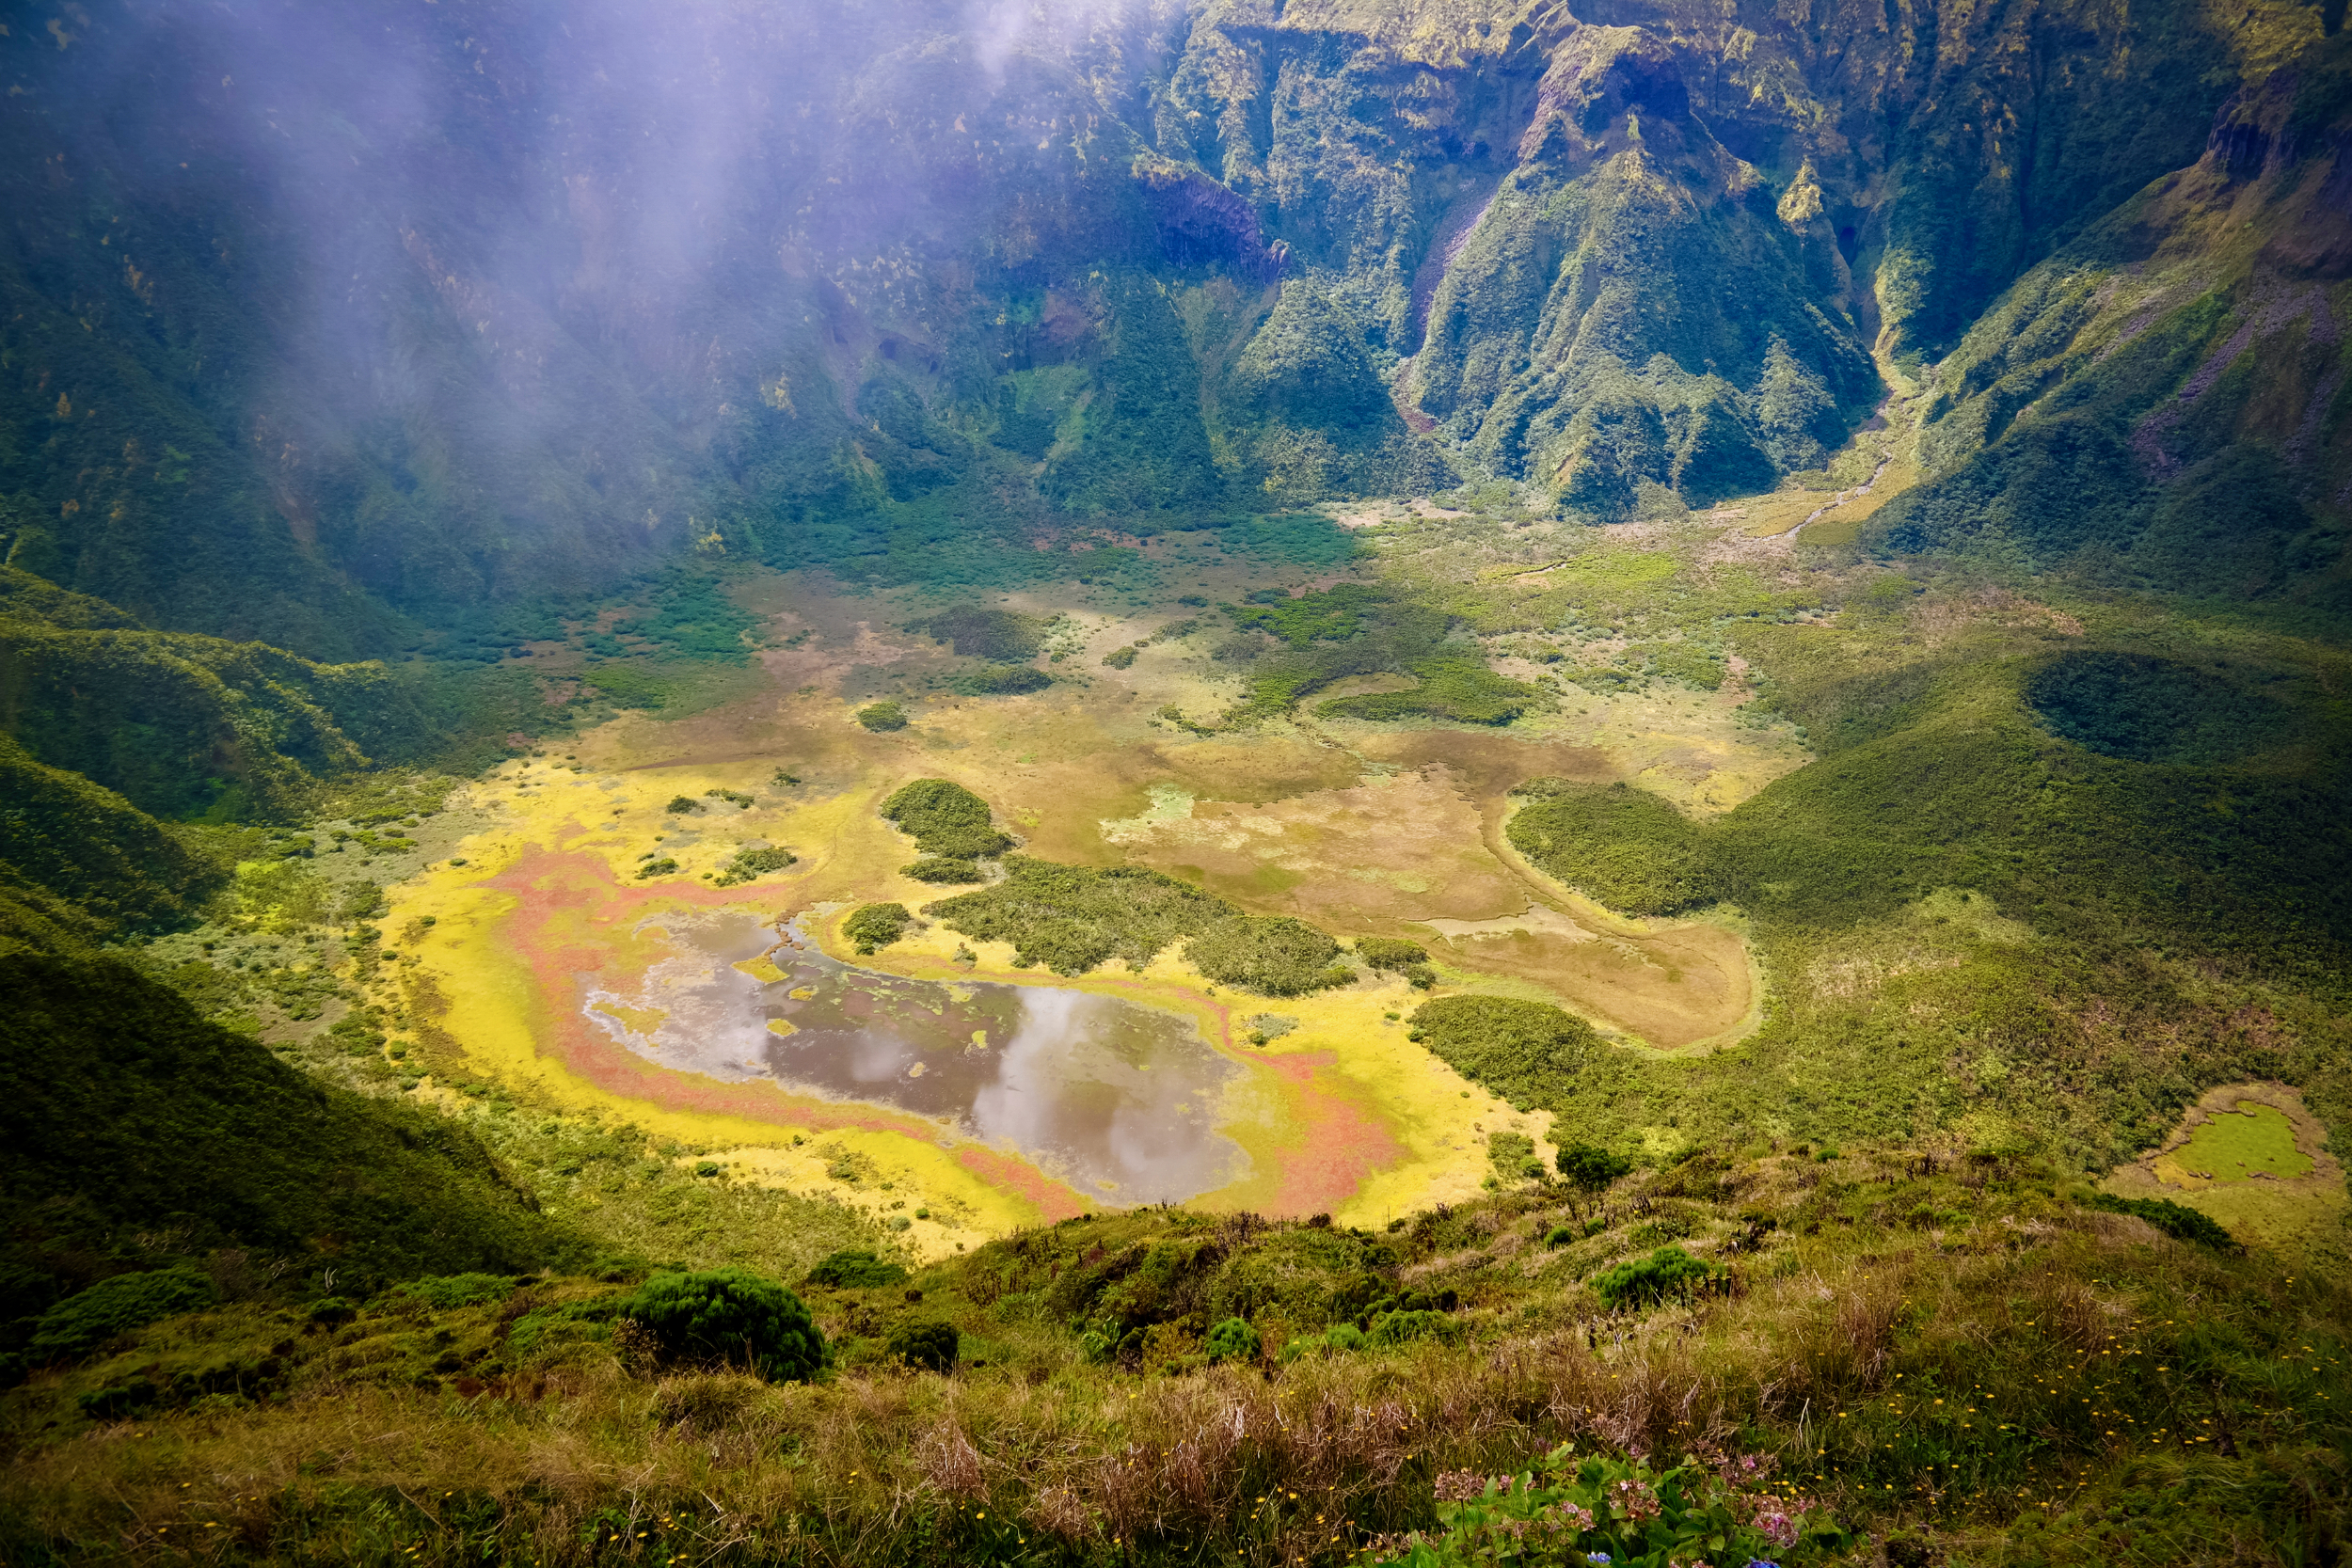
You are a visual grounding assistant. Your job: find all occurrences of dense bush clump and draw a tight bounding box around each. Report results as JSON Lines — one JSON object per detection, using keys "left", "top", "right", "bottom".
{"left": 906, "top": 607, "right": 1042, "bottom": 662}
{"left": 1506, "top": 779, "right": 1714, "bottom": 914}
{"left": 1590, "top": 1245, "right": 1719, "bottom": 1310}
{"left": 901, "top": 856, "right": 985, "bottom": 883}
{"left": 885, "top": 1319, "right": 959, "bottom": 1372}
{"left": 949, "top": 663, "right": 1051, "bottom": 696}
{"left": 1205, "top": 1316, "right": 1261, "bottom": 1364}
{"left": 855, "top": 702, "right": 909, "bottom": 732}
{"left": 1184, "top": 915, "right": 1351, "bottom": 996}
{"left": 27, "top": 1268, "right": 217, "bottom": 1364}
{"left": 2082, "top": 1192, "right": 2238, "bottom": 1249}
{"left": 621, "top": 1269, "right": 825, "bottom": 1383}
{"left": 803, "top": 1248, "right": 910, "bottom": 1289}
{"left": 1555, "top": 1143, "right": 1634, "bottom": 1192}
{"left": 924, "top": 857, "right": 1352, "bottom": 994}
{"left": 713, "top": 846, "right": 795, "bottom": 887}
{"left": 1407, "top": 996, "right": 1604, "bottom": 1110}
{"left": 878, "top": 780, "right": 1012, "bottom": 860}
{"left": 843, "top": 904, "right": 914, "bottom": 954}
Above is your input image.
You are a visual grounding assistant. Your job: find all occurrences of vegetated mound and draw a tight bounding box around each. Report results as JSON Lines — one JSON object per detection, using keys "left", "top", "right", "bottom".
{"left": 1506, "top": 778, "right": 1715, "bottom": 914}
{"left": 2025, "top": 652, "right": 2296, "bottom": 764}
{"left": 906, "top": 607, "right": 1043, "bottom": 662}
{"left": 947, "top": 662, "right": 1052, "bottom": 696}
{"left": 924, "top": 856, "right": 1350, "bottom": 995}
{"left": 619, "top": 1269, "right": 826, "bottom": 1383}
{"left": 1407, "top": 995, "right": 1609, "bottom": 1111}
{"left": 879, "top": 778, "right": 1013, "bottom": 860}
{"left": 0, "top": 948, "right": 585, "bottom": 1330}
{"left": 1217, "top": 584, "right": 1537, "bottom": 726}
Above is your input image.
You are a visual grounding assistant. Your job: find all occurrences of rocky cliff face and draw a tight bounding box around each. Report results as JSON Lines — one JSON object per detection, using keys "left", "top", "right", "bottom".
{"left": 1, "top": 0, "right": 2345, "bottom": 641}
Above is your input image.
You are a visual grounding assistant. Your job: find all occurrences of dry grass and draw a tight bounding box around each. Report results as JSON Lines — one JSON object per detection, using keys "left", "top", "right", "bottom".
{"left": 8, "top": 1155, "right": 2347, "bottom": 1566}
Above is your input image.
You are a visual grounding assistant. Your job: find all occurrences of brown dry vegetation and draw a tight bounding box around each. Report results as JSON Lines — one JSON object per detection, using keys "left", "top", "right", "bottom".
{"left": 6, "top": 1150, "right": 2347, "bottom": 1567}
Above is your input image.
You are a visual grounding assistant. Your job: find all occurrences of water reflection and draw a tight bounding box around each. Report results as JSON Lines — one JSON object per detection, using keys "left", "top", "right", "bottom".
{"left": 580, "top": 911, "right": 1246, "bottom": 1204}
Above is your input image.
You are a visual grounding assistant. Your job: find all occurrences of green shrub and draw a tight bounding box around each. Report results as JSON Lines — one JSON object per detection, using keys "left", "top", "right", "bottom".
{"left": 1505, "top": 779, "right": 1714, "bottom": 914}
{"left": 843, "top": 903, "right": 914, "bottom": 954}
{"left": 713, "top": 846, "right": 796, "bottom": 887}
{"left": 1356, "top": 937, "right": 1428, "bottom": 971}
{"left": 634, "top": 857, "right": 679, "bottom": 879}
{"left": 1204, "top": 1316, "right": 1262, "bottom": 1364}
{"left": 803, "top": 1248, "right": 910, "bottom": 1290}
{"left": 1488, "top": 1130, "right": 1544, "bottom": 1181}
{"left": 76, "top": 1380, "right": 161, "bottom": 1420}
{"left": 1396, "top": 1447, "right": 1848, "bottom": 1568}
{"left": 1555, "top": 1143, "right": 1634, "bottom": 1192}
{"left": 394, "top": 1273, "right": 517, "bottom": 1309}
{"left": 885, "top": 1319, "right": 959, "bottom": 1372}
{"left": 855, "top": 702, "right": 909, "bottom": 732}
{"left": 2082, "top": 1192, "right": 2238, "bottom": 1249}
{"left": 1590, "top": 1245, "right": 1719, "bottom": 1310}
{"left": 1407, "top": 996, "right": 1603, "bottom": 1111}
{"left": 906, "top": 607, "right": 1043, "bottom": 661}
{"left": 28, "top": 1268, "right": 218, "bottom": 1363}
{"left": 949, "top": 663, "right": 1051, "bottom": 696}
{"left": 1103, "top": 645, "right": 1139, "bottom": 669}
{"left": 619, "top": 1269, "right": 825, "bottom": 1383}
{"left": 1184, "top": 915, "right": 1350, "bottom": 996}
{"left": 902, "top": 857, "right": 985, "bottom": 883}
{"left": 878, "top": 780, "right": 1012, "bottom": 860}
{"left": 665, "top": 796, "right": 701, "bottom": 814}
{"left": 1544, "top": 1224, "right": 1575, "bottom": 1248}
{"left": 1367, "top": 1307, "right": 1463, "bottom": 1347}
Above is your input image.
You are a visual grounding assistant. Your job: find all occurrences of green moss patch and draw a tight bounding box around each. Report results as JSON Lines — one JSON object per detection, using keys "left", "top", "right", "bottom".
{"left": 2167, "top": 1103, "right": 2312, "bottom": 1184}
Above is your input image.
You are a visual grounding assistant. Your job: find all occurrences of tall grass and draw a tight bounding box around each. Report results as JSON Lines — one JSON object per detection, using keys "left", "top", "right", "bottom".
{"left": 5, "top": 1151, "right": 2344, "bottom": 1565}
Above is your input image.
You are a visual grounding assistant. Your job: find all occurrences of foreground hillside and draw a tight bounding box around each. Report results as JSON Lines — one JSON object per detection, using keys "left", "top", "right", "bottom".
{"left": 4, "top": 1142, "right": 2344, "bottom": 1566}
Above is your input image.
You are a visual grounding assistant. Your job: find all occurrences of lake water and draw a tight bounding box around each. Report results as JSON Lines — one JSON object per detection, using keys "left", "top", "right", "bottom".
{"left": 580, "top": 911, "right": 1247, "bottom": 1203}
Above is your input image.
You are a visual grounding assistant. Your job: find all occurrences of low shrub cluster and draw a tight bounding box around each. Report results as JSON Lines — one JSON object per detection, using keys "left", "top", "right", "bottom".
{"left": 843, "top": 904, "right": 914, "bottom": 955}
{"left": 619, "top": 1269, "right": 826, "bottom": 1384}
{"left": 924, "top": 857, "right": 1352, "bottom": 995}
{"left": 713, "top": 846, "right": 796, "bottom": 887}
{"left": 1358, "top": 936, "right": 1436, "bottom": 989}
{"left": 948, "top": 663, "right": 1051, "bottom": 696}
{"left": 1505, "top": 778, "right": 1713, "bottom": 915}
{"left": 1407, "top": 995, "right": 1606, "bottom": 1111}
{"left": 1374, "top": 1448, "right": 1844, "bottom": 1568}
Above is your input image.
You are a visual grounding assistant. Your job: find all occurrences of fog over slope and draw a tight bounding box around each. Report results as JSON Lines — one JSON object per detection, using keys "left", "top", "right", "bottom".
{"left": 7, "top": 0, "right": 2348, "bottom": 651}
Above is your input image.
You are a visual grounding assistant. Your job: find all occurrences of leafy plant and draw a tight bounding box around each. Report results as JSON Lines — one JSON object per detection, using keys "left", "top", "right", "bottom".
{"left": 1204, "top": 1316, "right": 1261, "bottom": 1364}
{"left": 1358, "top": 937, "right": 1428, "bottom": 970}
{"left": 855, "top": 702, "right": 909, "bottom": 732}
{"left": 713, "top": 846, "right": 795, "bottom": 887}
{"left": 902, "top": 857, "right": 985, "bottom": 883}
{"left": 878, "top": 780, "right": 1012, "bottom": 860}
{"left": 1590, "top": 1246, "right": 1720, "bottom": 1311}
{"left": 885, "top": 1319, "right": 959, "bottom": 1373}
{"left": 1507, "top": 779, "right": 1714, "bottom": 915}
{"left": 2081, "top": 1192, "right": 2238, "bottom": 1249}
{"left": 1407, "top": 997, "right": 1604, "bottom": 1110}
{"left": 28, "top": 1268, "right": 217, "bottom": 1364}
{"left": 1555, "top": 1144, "right": 1634, "bottom": 1192}
{"left": 843, "top": 903, "right": 914, "bottom": 954}
{"left": 1372, "top": 1448, "right": 1844, "bottom": 1568}
{"left": 802, "top": 1248, "right": 910, "bottom": 1290}
{"left": 947, "top": 663, "right": 1051, "bottom": 696}
{"left": 619, "top": 1269, "right": 825, "bottom": 1383}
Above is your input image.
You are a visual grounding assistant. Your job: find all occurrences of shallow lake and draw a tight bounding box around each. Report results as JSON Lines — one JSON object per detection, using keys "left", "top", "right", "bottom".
{"left": 581, "top": 911, "right": 1247, "bottom": 1204}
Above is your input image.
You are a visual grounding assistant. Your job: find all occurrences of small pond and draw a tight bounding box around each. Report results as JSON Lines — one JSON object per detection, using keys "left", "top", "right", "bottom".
{"left": 582, "top": 911, "right": 1247, "bottom": 1204}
